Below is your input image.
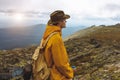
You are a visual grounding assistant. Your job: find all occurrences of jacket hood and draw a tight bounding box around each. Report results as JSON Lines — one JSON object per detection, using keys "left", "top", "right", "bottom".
{"left": 43, "top": 25, "right": 61, "bottom": 40}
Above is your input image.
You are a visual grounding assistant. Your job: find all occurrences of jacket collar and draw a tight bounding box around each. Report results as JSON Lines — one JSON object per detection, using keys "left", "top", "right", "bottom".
{"left": 43, "top": 25, "right": 62, "bottom": 40}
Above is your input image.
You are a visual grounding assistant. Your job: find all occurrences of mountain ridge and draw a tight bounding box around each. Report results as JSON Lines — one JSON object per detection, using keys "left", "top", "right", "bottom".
{"left": 64, "top": 23, "right": 120, "bottom": 79}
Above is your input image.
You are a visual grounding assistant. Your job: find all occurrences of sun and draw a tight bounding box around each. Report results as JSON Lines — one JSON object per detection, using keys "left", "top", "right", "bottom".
{"left": 13, "top": 13, "right": 25, "bottom": 22}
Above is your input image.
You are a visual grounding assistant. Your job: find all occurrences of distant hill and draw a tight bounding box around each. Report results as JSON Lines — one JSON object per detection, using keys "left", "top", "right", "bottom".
{"left": 0, "top": 24, "right": 83, "bottom": 50}
{"left": 65, "top": 24, "right": 120, "bottom": 41}
{"left": 0, "top": 24, "right": 46, "bottom": 50}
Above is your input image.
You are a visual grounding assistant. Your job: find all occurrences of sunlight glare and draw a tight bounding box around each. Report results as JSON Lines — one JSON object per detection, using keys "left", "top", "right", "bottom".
{"left": 13, "top": 13, "right": 25, "bottom": 22}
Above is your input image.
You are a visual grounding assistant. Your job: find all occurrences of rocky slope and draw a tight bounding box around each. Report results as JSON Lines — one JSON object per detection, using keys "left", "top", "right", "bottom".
{"left": 65, "top": 24, "right": 120, "bottom": 80}
{"left": 0, "top": 24, "right": 120, "bottom": 80}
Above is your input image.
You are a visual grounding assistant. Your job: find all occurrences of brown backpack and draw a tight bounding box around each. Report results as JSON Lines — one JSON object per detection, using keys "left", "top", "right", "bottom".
{"left": 32, "top": 32, "right": 58, "bottom": 80}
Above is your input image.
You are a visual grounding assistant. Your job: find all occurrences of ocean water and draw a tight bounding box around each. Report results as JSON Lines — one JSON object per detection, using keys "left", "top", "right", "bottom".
{"left": 0, "top": 24, "right": 83, "bottom": 50}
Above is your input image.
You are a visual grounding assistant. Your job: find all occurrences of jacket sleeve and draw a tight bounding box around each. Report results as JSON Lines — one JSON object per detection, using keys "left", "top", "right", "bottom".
{"left": 51, "top": 34, "right": 73, "bottom": 79}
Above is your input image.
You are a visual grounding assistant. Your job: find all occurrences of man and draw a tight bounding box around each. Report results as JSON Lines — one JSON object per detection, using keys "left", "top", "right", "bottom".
{"left": 43, "top": 10, "right": 73, "bottom": 80}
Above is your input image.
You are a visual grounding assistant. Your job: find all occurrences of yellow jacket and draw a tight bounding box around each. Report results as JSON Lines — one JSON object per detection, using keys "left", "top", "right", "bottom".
{"left": 42, "top": 25, "right": 73, "bottom": 80}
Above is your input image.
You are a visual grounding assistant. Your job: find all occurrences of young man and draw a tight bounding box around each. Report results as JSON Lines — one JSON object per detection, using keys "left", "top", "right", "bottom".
{"left": 43, "top": 10, "right": 73, "bottom": 80}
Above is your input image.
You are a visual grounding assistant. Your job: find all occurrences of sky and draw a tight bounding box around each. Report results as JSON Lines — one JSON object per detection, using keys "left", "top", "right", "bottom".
{"left": 0, "top": 0, "right": 120, "bottom": 28}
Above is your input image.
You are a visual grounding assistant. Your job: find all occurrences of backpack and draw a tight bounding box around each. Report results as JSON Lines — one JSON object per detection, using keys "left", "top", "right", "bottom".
{"left": 32, "top": 32, "right": 58, "bottom": 80}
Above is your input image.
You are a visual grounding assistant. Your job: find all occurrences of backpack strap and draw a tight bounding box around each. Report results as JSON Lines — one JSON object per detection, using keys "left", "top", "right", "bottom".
{"left": 40, "top": 32, "right": 58, "bottom": 49}
{"left": 32, "top": 32, "right": 58, "bottom": 60}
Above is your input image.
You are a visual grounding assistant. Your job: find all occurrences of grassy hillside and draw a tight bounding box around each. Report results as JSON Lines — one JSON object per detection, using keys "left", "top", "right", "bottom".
{"left": 0, "top": 24, "right": 120, "bottom": 80}
{"left": 65, "top": 24, "right": 120, "bottom": 80}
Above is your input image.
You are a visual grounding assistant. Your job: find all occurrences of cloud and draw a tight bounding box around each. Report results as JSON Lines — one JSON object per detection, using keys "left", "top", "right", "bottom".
{"left": 105, "top": 4, "right": 120, "bottom": 11}
{"left": 0, "top": 9, "right": 50, "bottom": 18}
{"left": 102, "top": 3, "right": 120, "bottom": 21}
{"left": 0, "top": 0, "right": 27, "bottom": 10}
{"left": 111, "top": 16, "right": 120, "bottom": 21}
{"left": 0, "top": 0, "right": 120, "bottom": 26}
